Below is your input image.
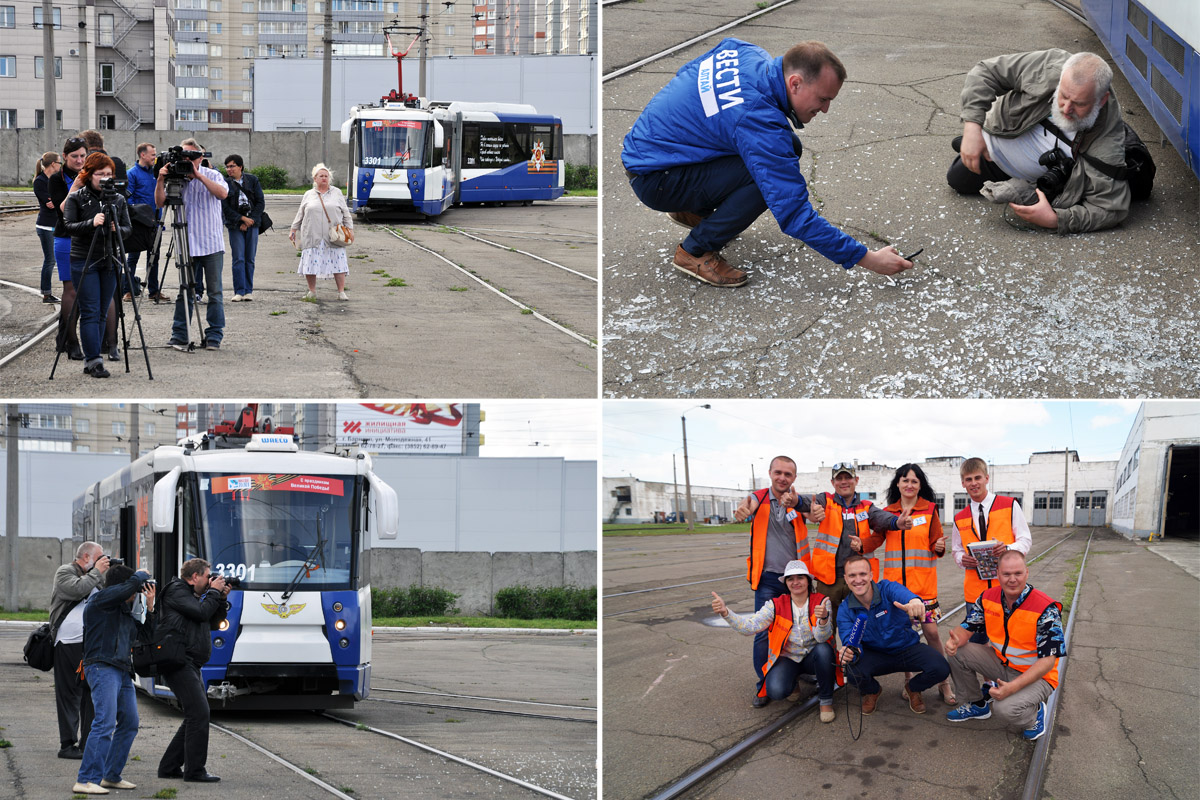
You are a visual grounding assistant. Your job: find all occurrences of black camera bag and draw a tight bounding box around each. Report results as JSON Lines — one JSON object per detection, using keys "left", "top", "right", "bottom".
{"left": 23, "top": 623, "right": 55, "bottom": 671}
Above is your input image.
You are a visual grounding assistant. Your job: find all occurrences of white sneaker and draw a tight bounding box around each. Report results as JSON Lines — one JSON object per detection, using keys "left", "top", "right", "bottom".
{"left": 72, "top": 782, "right": 110, "bottom": 795}
{"left": 303, "top": 291, "right": 316, "bottom": 301}
{"left": 338, "top": 290, "right": 349, "bottom": 301}
{"left": 243, "top": 293, "right": 253, "bottom": 301}
{"left": 230, "top": 294, "right": 244, "bottom": 302}
{"left": 100, "top": 779, "right": 137, "bottom": 789}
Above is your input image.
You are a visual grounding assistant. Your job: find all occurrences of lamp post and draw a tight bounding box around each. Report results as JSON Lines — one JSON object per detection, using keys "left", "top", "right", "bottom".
{"left": 681, "top": 404, "right": 711, "bottom": 531}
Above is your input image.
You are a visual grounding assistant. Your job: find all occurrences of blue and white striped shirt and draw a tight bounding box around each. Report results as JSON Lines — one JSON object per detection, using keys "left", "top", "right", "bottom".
{"left": 184, "top": 165, "right": 228, "bottom": 257}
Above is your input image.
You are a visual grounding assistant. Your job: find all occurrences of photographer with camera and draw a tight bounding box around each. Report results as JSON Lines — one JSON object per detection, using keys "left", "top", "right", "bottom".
{"left": 155, "top": 558, "right": 230, "bottom": 783}
{"left": 155, "top": 138, "right": 228, "bottom": 351}
{"left": 947, "top": 50, "right": 1131, "bottom": 232}
{"left": 61, "top": 153, "right": 132, "bottom": 379}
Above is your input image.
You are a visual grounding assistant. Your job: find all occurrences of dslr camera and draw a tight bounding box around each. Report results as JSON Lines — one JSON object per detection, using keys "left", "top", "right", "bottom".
{"left": 1036, "top": 149, "right": 1075, "bottom": 202}
{"left": 99, "top": 176, "right": 127, "bottom": 202}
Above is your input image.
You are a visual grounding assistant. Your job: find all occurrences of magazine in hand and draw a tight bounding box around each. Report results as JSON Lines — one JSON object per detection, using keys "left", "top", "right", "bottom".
{"left": 968, "top": 541, "right": 1002, "bottom": 580}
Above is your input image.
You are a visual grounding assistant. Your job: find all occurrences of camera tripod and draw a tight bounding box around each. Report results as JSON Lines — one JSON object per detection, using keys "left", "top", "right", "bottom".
{"left": 157, "top": 177, "right": 207, "bottom": 351}
{"left": 49, "top": 193, "right": 154, "bottom": 380}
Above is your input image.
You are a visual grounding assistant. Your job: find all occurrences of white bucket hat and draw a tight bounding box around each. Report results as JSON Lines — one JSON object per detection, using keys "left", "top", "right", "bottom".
{"left": 779, "top": 560, "right": 813, "bottom": 583}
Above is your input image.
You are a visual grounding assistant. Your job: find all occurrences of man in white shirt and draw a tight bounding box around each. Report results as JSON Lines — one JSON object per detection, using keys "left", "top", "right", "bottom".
{"left": 49, "top": 543, "right": 109, "bottom": 759}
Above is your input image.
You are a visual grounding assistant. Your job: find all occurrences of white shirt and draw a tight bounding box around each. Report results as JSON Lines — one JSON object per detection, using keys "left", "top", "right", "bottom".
{"left": 982, "top": 126, "right": 1069, "bottom": 181}
{"left": 55, "top": 587, "right": 100, "bottom": 645}
{"left": 952, "top": 492, "right": 1032, "bottom": 567}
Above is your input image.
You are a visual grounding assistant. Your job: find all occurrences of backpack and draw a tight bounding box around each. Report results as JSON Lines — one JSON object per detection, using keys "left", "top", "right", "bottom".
{"left": 1040, "top": 120, "right": 1156, "bottom": 201}
{"left": 23, "top": 624, "right": 55, "bottom": 671}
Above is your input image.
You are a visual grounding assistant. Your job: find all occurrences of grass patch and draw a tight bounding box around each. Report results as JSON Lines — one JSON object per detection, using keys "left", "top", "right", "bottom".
{"left": 373, "top": 616, "right": 595, "bottom": 629}
{"left": 1060, "top": 553, "right": 1086, "bottom": 617}
{"left": 449, "top": 286, "right": 469, "bottom": 292}
{"left": 603, "top": 522, "right": 774, "bottom": 536}
{"left": 520, "top": 308, "right": 533, "bottom": 315}
{"left": 0, "top": 609, "right": 49, "bottom": 621}
{"left": 338, "top": 788, "right": 355, "bottom": 795}
{"left": 303, "top": 766, "right": 319, "bottom": 776}
{"left": 302, "top": 295, "right": 318, "bottom": 304}
{"left": 372, "top": 585, "right": 458, "bottom": 617}
{"left": 269, "top": 310, "right": 287, "bottom": 316}
{"left": 151, "top": 790, "right": 178, "bottom": 799}
{"left": 0, "top": 739, "right": 11, "bottom": 748}
{"left": 385, "top": 278, "right": 407, "bottom": 287}
{"left": 563, "top": 188, "right": 597, "bottom": 197}
{"left": 355, "top": 722, "right": 368, "bottom": 731}
{"left": 495, "top": 586, "right": 596, "bottom": 621}
{"left": 445, "top": 718, "right": 463, "bottom": 723}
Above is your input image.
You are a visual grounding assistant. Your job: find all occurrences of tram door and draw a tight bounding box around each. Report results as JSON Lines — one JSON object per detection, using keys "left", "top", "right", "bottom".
{"left": 1073, "top": 491, "right": 1107, "bottom": 526}
{"left": 1033, "top": 492, "right": 1064, "bottom": 526}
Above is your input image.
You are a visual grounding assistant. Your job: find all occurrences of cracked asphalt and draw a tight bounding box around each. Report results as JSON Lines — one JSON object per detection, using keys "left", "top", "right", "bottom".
{"left": 0, "top": 196, "right": 598, "bottom": 398}
{"left": 602, "top": 527, "right": 1197, "bottom": 800}
{"left": 602, "top": 0, "right": 1200, "bottom": 397}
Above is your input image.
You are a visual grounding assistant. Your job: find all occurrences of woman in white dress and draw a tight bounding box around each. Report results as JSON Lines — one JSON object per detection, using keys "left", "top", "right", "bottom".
{"left": 289, "top": 163, "right": 355, "bottom": 300}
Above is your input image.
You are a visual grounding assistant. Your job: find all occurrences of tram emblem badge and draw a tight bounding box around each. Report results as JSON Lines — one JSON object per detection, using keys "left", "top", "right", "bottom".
{"left": 527, "top": 139, "right": 553, "bottom": 173}
{"left": 263, "top": 602, "right": 307, "bottom": 619}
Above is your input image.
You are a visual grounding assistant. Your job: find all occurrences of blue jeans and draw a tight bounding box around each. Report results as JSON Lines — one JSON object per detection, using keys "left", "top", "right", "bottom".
{"left": 752, "top": 571, "right": 788, "bottom": 691}
{"left": 844, "top": 642, "right": 950, "bottom": 696}
{"left": 172, "top": 252, "right": 224, "bottom": 345}
{"left": 37, "top": 227, "right": 55, "bottom": 293}
{"left": 77, "top": 664, "right": 139, "bottom": 786}
{"left": 127, "top": 250, "right": 160, "bottom": 296}
{"left": 71, "top": 258, "right": 118, "bottom": 363}
{"left": 54, "top": 235, "right": 73, "bottom": 281}
{"left": 228, "top": 225, "right": 259, "bottom": 295}
{"left": 629, "top": 154, "right": 770, "bottom": 255}
{"left": 764, "top": 642, "right": 836, "bottom": 704}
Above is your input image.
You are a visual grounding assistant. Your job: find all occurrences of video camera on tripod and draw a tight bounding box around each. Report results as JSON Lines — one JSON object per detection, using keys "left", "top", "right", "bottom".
{"left": 98, "top": 176, "right": 128, "bottom": 203}
{"left": 155, "top": 146, "right": 212, "bottom": 204}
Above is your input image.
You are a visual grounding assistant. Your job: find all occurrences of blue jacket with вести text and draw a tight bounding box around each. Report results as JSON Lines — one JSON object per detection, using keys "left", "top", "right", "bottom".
{"left": 621, "top": 37, "right": 868, "bottom": 270}
{"left": 837, "top": 579, "right": 922, "bottom": 654}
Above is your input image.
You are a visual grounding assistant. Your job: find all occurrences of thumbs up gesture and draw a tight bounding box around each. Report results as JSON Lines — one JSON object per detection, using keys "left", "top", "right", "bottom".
{"left": 734, "top": 494, "right": 759, "bottom": 522}
{"left": 780, "top": 486, "right": 798, "bottom": 509}
{"left": 896, "top": 508, "right": 914, "bottom": 530}
{"left": 806, "top": 494, "right": 825, "bottom": 522}
{"left": 711, "top": 591, "right": 728, "bottom": 617}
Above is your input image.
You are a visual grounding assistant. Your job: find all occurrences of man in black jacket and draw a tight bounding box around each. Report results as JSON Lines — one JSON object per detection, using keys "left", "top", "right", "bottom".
{"left": 156, "top": 558, "right": 230, "bottom": 783}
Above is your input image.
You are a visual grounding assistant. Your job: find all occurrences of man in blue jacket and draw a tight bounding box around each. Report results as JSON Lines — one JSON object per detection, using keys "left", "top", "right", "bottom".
{"left": 836, "top": 554, "right": 949, "bottom": 716}
{"left": 125, "top": 143, "right": 168, "bottom": 302}
{"left": 622, "top": 38, "right": 914, "bottom": 287}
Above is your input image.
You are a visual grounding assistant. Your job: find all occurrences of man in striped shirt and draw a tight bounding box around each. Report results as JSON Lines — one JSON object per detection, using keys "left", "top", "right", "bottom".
{"left": 155, "top": 138, "right": 229, "bottom": 350}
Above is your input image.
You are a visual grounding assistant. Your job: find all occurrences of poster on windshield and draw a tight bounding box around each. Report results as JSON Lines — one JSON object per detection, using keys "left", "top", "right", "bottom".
{"left": 336, "top": 403, "right": 465, "bottom": 454}
{"left": 209, "top": 474, "right": 345, "bottom": 496}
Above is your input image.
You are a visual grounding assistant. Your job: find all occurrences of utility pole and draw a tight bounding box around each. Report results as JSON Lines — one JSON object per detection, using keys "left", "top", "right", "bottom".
{"left": 321, "top": 1, "right": 333, "bottom": 167}
{"left": 672, "top": 453, "right": 680, "bottom": 524}
{"left": 682, "top": 415, "right": 694, "bottom": 531}
{"left": 40, "top": 0, "right": 57, "bottom": 152}
{"left": 419, "top": 0, "right": 429, "bottom": 98}
{"left": 750, "top": 463, "right": 756, "bottom": 493}
{"left": 130, "top": 405, "right": 139, "bottom": 462}
{"left": 5, "top": 406, "right": 19, "bottom": 611}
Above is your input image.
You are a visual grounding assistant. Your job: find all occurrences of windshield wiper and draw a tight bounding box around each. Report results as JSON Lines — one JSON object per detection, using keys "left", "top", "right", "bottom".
{"left": 280, "top": 506, "right": 327, "bottom": 605}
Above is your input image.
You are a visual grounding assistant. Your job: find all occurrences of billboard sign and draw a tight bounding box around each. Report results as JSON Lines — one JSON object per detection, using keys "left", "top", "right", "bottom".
{"left": 335, "top": 403, "right": 465, "bottom": 454}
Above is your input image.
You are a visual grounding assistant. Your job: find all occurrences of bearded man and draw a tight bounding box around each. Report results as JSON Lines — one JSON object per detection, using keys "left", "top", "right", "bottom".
{"left": 947, "top": 49, "right": 1131, "bottom": 232}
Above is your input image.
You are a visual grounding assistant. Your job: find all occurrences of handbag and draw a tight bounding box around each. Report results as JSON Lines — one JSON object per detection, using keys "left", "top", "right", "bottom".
{"left": 259, "top": 209, "right": 274, "bottom": 234}
{"left": 131, "top": 628, "right": 188, "bottom": 677}
{"left": 317, "top": 192, "right": 353, "bottom": 248}
{"left": 23, "top": 623, "right": 55, "bottom": 671}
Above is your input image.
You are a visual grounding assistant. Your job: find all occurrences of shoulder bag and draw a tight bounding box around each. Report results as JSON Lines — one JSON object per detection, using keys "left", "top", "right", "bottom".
{"left": 318, "top": 192, "right": 353, "bottom": 248}
{"left": 23, "top": 623, "right": 55, "bottom": 671}
{"left": 131, "top": 611, "right": 188, "bottom": 676}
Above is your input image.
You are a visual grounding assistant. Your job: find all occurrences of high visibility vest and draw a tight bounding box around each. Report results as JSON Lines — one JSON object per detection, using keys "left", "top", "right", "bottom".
{"left": 746, "top": 488, "right": 812, "bottom": 590}
{"left": 980, "top": 585, "right": 1061, "bottom": 689}
{"left": 811, "top": 492, "right": 874, "bottom": 585}
{"left": 954, "top": 496, "right": 1016, "bottom": 603}
{"left": 759, "top": 591, "right": 829, "bottom": 698}
{"left": 879, "top": 499, "right": 944, "bottom": 601}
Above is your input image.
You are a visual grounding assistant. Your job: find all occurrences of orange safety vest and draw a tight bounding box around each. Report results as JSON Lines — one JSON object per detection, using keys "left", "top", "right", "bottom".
{"left": 746, "top": 488, "right": 812, "bottom": 590}
{"left": 954, "top": 496, "right": 1016, "bottom": 603}
{"left": 811, "top": 492, "right": 875, "bottom": 584}
{"left": 980, "top": 585, "right": 1061, "bottom": 689}
{"left": 876, "top": 499, "right": 944, "bottom": 601}
{"left": 759, "top": 591, "right": 829, "bottom": 698}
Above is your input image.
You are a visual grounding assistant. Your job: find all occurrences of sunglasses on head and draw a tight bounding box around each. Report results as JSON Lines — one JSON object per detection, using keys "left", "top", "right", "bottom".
{"left": 64, "top": 137, "right": 86, "bottom": 152}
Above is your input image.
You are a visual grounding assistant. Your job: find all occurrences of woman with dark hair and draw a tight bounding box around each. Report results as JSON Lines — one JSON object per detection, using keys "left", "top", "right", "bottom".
{"left": 864, "top": 463, "right": 955, "bottom": 705}
{"left": 62, "top": 152, "right": 131, "bottom": 378}
{"left": 33, "top": 152, "right": 62, "bottom": 304}
{"left": 51, "top": 136, "right": 89, "bottom": 361}
{"left": 222, "top": 154, "right": 265, "bottom": 301}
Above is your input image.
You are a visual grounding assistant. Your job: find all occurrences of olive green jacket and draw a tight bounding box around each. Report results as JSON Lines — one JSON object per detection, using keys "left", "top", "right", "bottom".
{"left": 960, "top": 48, "right": 1130, "bottom": 233}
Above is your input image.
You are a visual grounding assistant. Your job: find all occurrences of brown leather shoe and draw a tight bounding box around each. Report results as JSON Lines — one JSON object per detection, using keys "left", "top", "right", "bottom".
{"left": 667, "top": 211, "right": 707, "bottom": 229}
{"left": 862, "top": 692, "right": 880, "bottom": 715}
{"left": 673, "top": 245, "right": 748, "bottom": 287}
{"left": 903, "top": 685, "right": 926, "bottom": 714}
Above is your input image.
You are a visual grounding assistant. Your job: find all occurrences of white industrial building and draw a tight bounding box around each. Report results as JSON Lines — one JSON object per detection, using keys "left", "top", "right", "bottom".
{"left": 1111, "top": 401, "right": 1199, "bottom": 541}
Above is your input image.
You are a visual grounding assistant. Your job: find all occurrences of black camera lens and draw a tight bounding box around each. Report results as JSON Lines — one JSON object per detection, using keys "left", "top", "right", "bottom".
{"left": 108, "top": 557, "right": 125, "bottom": 567}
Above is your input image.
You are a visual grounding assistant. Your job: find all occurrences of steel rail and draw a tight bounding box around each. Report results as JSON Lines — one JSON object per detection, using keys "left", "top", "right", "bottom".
{"left": 0, "top": 279, "right": 60, "bottom": 370}
{"left": 381, "top": 226, "right": 595, "bottom": 347}
{"left": 370, "top": 687, "right": 595, "bottom": 711}
{"left": 603, "top": 0, "right": 803, "bottom": 82}
{"left": 604, "top": 574, "right": 743, "bottom": 599}
{"left": 322, "top": 712, "right": 578, "bottom": 800}
{"left": 365, "top": 695, "right": 595, "bottom": 723}
{"left": 210, "top": 721, "right": 357, "bottom": 799}
{"left": 1021, "top": 528, "right": 1095, "bottom": 800}
{"left": 445, "top": 225, "right": 598, "bottom": 283}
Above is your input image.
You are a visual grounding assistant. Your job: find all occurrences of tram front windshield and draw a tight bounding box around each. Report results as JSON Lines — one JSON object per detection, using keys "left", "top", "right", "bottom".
{"left": 359, "top": 119, "right": 427, "bottom": 169}
{"left": 194, "top": 473, "right": 357, "bottom": 592}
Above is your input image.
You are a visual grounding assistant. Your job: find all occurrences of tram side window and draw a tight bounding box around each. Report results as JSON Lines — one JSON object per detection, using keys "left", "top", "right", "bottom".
{"left": 462, "top": 121, "right": 558, "bottom": 168}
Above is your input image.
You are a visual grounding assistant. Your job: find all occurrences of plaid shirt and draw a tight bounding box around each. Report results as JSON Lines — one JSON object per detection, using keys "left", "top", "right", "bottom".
{"left": 182, "top": 165, "right": 228, "bottom": 257}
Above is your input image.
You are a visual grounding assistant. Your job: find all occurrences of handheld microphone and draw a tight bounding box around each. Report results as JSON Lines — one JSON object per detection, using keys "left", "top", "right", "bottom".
{"left": 843, "top": 611, "right": 868, "bottom": 664}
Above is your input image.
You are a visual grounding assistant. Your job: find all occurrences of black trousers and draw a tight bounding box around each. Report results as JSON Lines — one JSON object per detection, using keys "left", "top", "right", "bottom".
{"left": 54, "top": 641, "right": 94, "bottom": 750}
{"left": 946, "top": 154, "right": 1013, "bottom": 195}
{"left": 158, "top": 663, "right": 211, "bottom": 778}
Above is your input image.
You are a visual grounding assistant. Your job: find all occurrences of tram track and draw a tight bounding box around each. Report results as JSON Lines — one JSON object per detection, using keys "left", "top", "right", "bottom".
{"left": 364, "top": 695, "right": 595, "bottom": 724}
{"left": 442, "top": 224, "right": 598, "bottom": 283}
{"left": 641, "top": 529, "right": 1092, "bottom": 800}
{"left": 380, "top": 225, "right": 596, "bottom": 348}
{"left": 0, "top": 278, "right": 60, "bottom": 371}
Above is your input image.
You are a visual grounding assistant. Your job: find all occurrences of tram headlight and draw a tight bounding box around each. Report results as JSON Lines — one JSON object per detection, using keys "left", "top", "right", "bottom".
{"left": 218, "top": 619, "right": 230, "bottom": 631}
{"left": 335, "top": 619, "right": 347, "bottom": 631}
{"left": 333, "top": 602, "right": 343, "bottom": 612}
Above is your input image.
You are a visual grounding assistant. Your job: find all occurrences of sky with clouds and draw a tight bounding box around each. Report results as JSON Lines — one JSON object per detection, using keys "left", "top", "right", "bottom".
{"left": 478, "top": 400, "right": 599, "bottom": 462}
{"left": 603, "top": 399, "right": 1146, "bottom": 490}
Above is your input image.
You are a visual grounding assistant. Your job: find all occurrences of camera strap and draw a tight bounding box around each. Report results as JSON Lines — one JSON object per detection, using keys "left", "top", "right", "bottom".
{"left": 1039, "top": 119, "right": 1126, "bottom": 181}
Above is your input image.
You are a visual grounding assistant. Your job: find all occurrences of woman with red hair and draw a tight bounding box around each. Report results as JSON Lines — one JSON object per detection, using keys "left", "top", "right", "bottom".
{"left": 62, "top": 153, "right": 131, "bottom": 378}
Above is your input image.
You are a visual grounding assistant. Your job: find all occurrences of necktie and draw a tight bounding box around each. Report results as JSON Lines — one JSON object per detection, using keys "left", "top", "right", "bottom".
{"left": 977, "top": 503, "right": 988, "bottom": 540}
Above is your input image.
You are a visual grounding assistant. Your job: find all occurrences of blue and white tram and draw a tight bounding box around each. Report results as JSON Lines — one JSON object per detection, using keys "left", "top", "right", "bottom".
{"left": 341, "top": 98, "right": 565, "bottom": 215}
{"left": 1080, "top": 0, "right": 1199, "bottom": 178}
{"left": 71, "top": 433, "right": 399, "bottom": 710}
